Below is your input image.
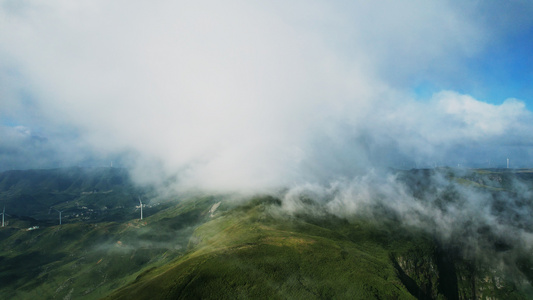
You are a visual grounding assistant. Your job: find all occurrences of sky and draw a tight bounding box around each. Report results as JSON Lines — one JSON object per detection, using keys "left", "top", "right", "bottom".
{"left": 1, "top": 0, "right": 533, "bottom": 192}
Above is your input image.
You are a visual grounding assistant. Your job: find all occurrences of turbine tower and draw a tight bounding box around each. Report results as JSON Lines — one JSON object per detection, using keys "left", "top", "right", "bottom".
{"left": 1, "top": 206, "right": 5, "bottom": 227}
{"left": 50, "top": 207, "right": 63, "bottom": 225}
{"left": 138, "top": 196, "right": 143, "bottom": 220}
{"left": 507, "top": 158, "right": 510, "bottom": 169}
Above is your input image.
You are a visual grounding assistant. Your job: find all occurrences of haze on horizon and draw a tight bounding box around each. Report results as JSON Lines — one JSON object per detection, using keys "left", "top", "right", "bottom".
{"left": 1, "top": 0, "right": 533, "bottom": 192}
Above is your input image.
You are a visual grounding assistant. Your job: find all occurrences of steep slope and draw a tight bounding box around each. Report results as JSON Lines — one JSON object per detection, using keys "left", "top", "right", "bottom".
{"left": 1, "top": 168, "right": 532, "bottom": 299}
{"left": 0, "top": 195, "right": 218, "bottom": 299}
{"left": 106, "top": 197, "right": 530, "bottom": 299}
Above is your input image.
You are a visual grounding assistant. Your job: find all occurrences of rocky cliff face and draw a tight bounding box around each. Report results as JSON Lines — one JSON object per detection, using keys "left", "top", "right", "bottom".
{"left": 393, "top": 246, "right": 526, "bottom": 300}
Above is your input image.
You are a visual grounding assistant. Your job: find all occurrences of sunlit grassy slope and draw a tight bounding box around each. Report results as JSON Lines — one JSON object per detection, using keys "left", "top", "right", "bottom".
{"left": 1, "top": 168, "right": 532, "bottom": 299}
{"left": 0, "top": 195, "right": 217, "bottom": 299}
{"left": 105, "top": 196, "right": 530, "bottom": 300}
{"left": 104, "top": 197, "right": 414, "bottom": 299}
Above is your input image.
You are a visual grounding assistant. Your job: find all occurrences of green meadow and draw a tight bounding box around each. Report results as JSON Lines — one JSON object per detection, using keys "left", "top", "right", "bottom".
{"left": 0, "top": 168, "right": 532, "bottom": 299}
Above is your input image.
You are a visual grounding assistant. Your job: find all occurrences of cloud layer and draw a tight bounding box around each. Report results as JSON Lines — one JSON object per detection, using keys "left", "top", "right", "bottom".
{"left": 1, "top": 0, "right": 533, "bottom": 191}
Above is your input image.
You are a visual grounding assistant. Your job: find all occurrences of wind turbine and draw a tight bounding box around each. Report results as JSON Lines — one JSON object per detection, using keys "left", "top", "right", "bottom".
{"left": 1, "top": 206, "right": 5, "bottom": 227}
{"left": 138, "top": 196, "right": 143, "bottom": 220}
{"left": 49, "top": 207, "right": 64, "bottom": 225}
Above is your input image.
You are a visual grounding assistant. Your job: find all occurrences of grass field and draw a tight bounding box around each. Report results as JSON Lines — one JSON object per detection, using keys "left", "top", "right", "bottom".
{"left": 1, "top": 168, "right": 532, "bottom": 299}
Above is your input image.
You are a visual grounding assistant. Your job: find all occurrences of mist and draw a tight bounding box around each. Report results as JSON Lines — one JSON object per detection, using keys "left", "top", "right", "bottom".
{"left": 2, "top": 0, "right": 533, "bottom": 263}
{"left": 277, "top": 168, "right": 533, "bottom": 288}
{"left": 1, "top": 0, "right": 533, "bottom": 192}
{"left": 2, "top": 1, "right": 533, "bottom": 291}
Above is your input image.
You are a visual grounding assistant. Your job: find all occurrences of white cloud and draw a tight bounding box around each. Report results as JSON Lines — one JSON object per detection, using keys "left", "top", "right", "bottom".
{"left": 1, "top": 0, "right": 532, "bottom": 189}
{"left": 436, "top": 92, "right": 528, "bottom": 138}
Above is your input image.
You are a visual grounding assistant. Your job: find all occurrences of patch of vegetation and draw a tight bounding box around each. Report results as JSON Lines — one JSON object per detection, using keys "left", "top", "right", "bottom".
{"left": 0, "top": 168, "right": 532, "bottom": 299}
{"left": 105, "top": 196, "right": 530, "bottom": 299}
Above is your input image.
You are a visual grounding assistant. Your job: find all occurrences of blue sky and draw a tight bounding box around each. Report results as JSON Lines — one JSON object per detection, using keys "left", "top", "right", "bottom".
{"left": 409, "top": 27, "right": 533, "bottom": 107}
{"left": 472, "top": 29, "right": 533, "bottom": 105}
{"left": 1, "top": 0, "right": 533, "bottom": 190}
{"left": 448, "top": 25, "right": 533, "bottom": 107}
{"left": 413, "top": 36, "right": 533, "bottom": 104}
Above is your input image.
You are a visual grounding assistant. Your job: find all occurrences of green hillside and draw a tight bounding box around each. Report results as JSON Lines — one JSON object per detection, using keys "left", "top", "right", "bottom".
{"left": 0, "top": 167, "right": 159, "bottom": 225}
{"left": 0, "top": 168, "right": 532, "bottom": 299}
{"left": 105, "top": 196, "right": 529, "bottom": 300}
{"left": 0, "top": 194, "right": 217, "bottom": 299}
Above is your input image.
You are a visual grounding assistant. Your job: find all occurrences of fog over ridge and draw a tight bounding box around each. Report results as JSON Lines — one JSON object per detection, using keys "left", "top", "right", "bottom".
{"left": 1, "top": 0, "right": 533, "bottom": 191}
{"left": 2, "top": 2, "right": 533, "bottom": 289}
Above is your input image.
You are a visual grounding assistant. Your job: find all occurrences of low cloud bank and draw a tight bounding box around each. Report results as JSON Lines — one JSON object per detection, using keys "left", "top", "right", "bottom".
{"left": 1, "top": 1, "right": 533, "bottom": 192}
{"left": 280, "top": 168, "right": 533, "bottom": 282}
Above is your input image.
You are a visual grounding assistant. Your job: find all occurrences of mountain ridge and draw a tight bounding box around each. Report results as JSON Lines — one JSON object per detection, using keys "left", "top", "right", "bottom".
{"left": 0, "top": 167, "right": 532, "bottom": 299}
